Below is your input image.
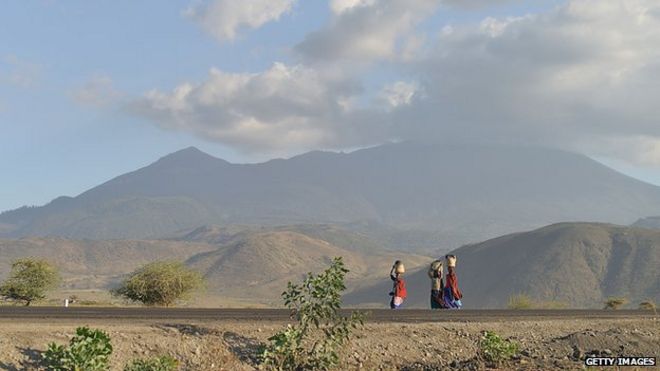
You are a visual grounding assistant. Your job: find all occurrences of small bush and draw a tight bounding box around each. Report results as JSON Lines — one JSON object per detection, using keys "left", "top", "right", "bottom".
{"left": 603, "top": 297, "right": 628, "bottom": 310}
{"left": 507, "top": 294, "right": 533, "bottom": 310}
{"left": 479, "top": 330, "right": 519, "bottom": 364}
{"left": 638, "top": 300, "right": 656, "bottom": 313}
{"left": 124, "top": 355, "right": 179, "bottom": 371}
{"left": 261, "top": 257, "right": 365, "bottom": 370}
{"left": 44, "top": 326, "right": 113, "bottom": 371}
{"left": 0, "top": 258, "right": 60, "bottom": 306}
{"left": 112, "top": 261, "right": 203, "bottom": 306}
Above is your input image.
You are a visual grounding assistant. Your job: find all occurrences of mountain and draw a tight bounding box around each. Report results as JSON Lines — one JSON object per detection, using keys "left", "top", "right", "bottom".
{"left": 631, "top": 216, "right": 660, "bottom": 229}
{"left": 185, "top": 230, "right": 429, "bottom": 305}
{"left": 4, "top": 142, "right": 660, "bottom": 250}
{"left": 345, "top": 223, "right": 660, "bottom": 308}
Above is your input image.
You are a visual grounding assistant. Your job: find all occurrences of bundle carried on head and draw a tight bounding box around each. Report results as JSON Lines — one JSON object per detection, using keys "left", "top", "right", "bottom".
{"left": 446, "top": 254, "right": 457, "bottom": 267}
{"left": 428, "top": 259, "right": 443, "bottom": 279}
{"left": 394, "top": 260, "right": 405, "bottom": 274}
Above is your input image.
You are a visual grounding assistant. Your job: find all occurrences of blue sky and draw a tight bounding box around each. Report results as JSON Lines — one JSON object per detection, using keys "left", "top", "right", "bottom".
{"left": 2, "top": 0, "right": 660, "bottom": 212}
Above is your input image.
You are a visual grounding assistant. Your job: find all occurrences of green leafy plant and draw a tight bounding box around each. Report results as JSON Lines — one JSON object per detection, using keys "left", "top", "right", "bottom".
{"left": 261, "top": 257, "right": 365, "bottom": 370}
{"left": 603, "top": 297, "right": 628, "bottom": 310}
{"left": 124, "top": 355, "right": 179, "bottom": 371}
{"left": 0, "top": 258, "right": 60, "bottom": 306}
{"left": 479, "top": 330, "right": 519, "bottom": 364}
{"left": 507, "top": 294, "right": 533, "bottom": 310}
{"left": 112, "top": 261, "right": 203, "bottom": 306}
{"left": 44, "top": 326, "right": 113, "bottom": 371}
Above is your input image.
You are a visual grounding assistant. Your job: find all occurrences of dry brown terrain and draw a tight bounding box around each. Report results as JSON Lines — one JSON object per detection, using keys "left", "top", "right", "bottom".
{"left": 0, "top": 317, "right": 657, "bottom": 370}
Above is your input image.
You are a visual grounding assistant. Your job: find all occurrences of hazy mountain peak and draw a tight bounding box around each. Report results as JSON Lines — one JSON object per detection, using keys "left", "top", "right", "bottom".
{"left": 155, "top": 146, "right": 226, "bottom": 166}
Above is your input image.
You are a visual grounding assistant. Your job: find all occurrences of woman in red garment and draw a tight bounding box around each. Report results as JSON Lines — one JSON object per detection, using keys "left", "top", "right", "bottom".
{"left": 389, "top": 260, "right": 407, "bottom": 309}
{"left": 443, "top": 255, "right": 463, "bottom": 309}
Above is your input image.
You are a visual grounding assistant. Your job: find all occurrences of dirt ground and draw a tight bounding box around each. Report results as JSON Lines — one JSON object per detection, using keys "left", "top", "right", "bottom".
{"left": 0, "top": 317, "right": 657, "bottom": 370}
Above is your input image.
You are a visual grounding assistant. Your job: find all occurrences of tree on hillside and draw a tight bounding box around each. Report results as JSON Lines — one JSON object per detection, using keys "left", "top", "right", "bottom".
{"left": 0, "top": 258, "right": 60, "bottom": 306}
{"left": 112, "top": 261, "right": 203, "bottom": 306}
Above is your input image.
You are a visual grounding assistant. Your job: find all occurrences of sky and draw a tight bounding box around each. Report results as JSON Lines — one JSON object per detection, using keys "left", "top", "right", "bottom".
{"left": 2, "top": 0, "right": 660, "bottom": 212}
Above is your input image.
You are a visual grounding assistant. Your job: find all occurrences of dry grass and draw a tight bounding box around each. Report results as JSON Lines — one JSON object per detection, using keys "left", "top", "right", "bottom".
{"left": 507, "top": 294, "right": 534, "bottom": 309}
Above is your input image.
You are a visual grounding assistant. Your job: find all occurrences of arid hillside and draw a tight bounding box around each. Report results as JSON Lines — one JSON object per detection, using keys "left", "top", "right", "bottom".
{"left": 186, "top": 230, "right": 428, "bottom": 305}
{"left": 346, "top": 223, "right": 660, "bottom": 308}
{"left": 0, "top": 227, "right": 429, "bottom": 306}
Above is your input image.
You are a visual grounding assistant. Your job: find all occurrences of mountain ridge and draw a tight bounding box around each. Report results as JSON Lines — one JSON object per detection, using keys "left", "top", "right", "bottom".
{"left": 3, "top": 142, "right": 660, "bottom": 249}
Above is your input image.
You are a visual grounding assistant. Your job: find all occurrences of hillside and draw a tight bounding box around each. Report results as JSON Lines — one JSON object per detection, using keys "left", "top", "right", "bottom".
{"left": 185, "top": 230, "right": 429, "bottom": 305}
{"left": 0, "top": 229, "right": 429, "bottom": 306}
{"left": 345, "top": 223, "right": 660, "bottom": 308}
{"left": 4, "top": 143, "right": 660, "bottom": 250}
{"left": 631, "top": 216, "right": 660, "bottom": 229}
{"left": 0, "top": 238, "right": 216, "bottom": 289}
{"left": 178, "top": 224, "right": 386, "bottom": 253}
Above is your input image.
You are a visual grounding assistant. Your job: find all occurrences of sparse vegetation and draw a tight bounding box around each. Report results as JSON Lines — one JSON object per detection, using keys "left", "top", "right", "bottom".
{"left": 44, "top": 326, "right": 113, "bottom": 371}
{"left": 638, "top": 300, "right": 656, "bottom": 314}
{"left": 604, "top": 297, "right": 628, "bottom": 310}
{"left": 0, "top": 258, "right": 60, "bottom": 306}
{"left": 124, "top": 355, "right": 179, "bottom": 371}
{"left": 479, "top": 330, "right": 519, "bottom": 364}
{"left": 112, "top": 261, "right": 203, "bottom": 306}
{"left": 537, "top": 300, "right": 569, "bottom": 309}
{"left": 261, "top": 257, "right": 365, "bottom": 370}
{"left": 507, "top": 294, "right": 533, "bottom": 309}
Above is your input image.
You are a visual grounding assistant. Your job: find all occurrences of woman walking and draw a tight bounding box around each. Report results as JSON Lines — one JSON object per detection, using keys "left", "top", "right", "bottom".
{"left": 389, "top": 260, "right": 407, "bottom": 309}
{"left": 443, "top": 255, "right": 463, "bottom": 309}
{"left": 428, "top": 259, "right": 445, "bottom": 309}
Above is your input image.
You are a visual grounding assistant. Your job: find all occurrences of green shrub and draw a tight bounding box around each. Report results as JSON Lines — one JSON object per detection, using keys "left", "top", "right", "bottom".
{"left": 479, "top": 331, "right": 519, "bottom": 364}
{"left": 507, "top": 294, "right": 533, "bottom": 310}
{"left": 44, "top": 326, "right": 113, "bottom": 371}
{"left": 603, "top": 297, "right": 628, "bottom": 310}
{"left": 124, "top": 355, "right": 179, "bottom": 371}
{"left": 0, "top": 258, "right": 60, "bottom": 306}
{"left": 261, "top": 257, "right": 365, "bottom": 370}
{"left": 112, "top": 261, "right": 203, "bottom": 306}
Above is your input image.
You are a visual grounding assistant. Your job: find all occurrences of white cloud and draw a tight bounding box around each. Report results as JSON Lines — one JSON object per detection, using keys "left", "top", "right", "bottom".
{"left": 135, "top": 0, "right": 660, "bottom": 166}
{"left": 378, "top": 81, "right": 419, "bottom": 109}
{"left": 131, "top": 63, "right": 381, "bottom": 154}
{"left": 185, "top": 0, "right": 296, "bottom": 42}
{"left": 71, "top": 75, "right": 120, "bottom": 108}
{"left": 395, "top": 0, "right": 660, "bottom": 163}
{"left": 296, "top": 0, "right": 441, "bottom": 63}
{"left": 330, "top": 0, "right": 377, "bottom": 14}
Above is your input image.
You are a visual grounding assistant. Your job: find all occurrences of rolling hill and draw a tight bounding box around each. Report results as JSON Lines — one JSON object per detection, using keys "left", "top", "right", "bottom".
{"left": 3, "top": 142, "right": 660, "bottom": 250}
{"left": 0, "top": 228, "right": 429, "bottom": 306}
{"left": 344, "top": 223, "right": 660, "bottom": 308}
{"left": 0, "top": 238, "right": 216, "bottom": 290}
{"left": 185, "top": 230, "right": 429, "bottom": 305}
{"left": 631, "top": 216, "right": 660, "bottom": 229}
